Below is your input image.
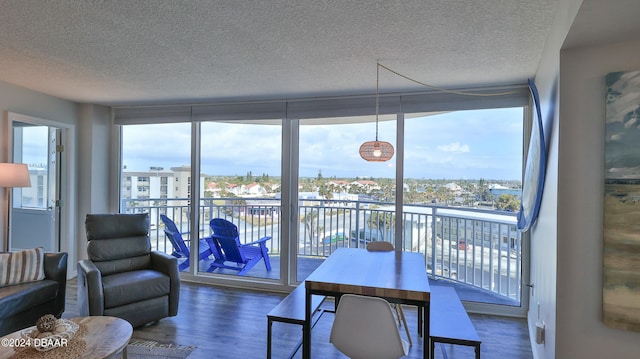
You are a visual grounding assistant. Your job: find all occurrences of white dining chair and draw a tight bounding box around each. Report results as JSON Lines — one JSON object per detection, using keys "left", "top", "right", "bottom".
{"left": 330, "top": 294, "right": 409, "bottom": 359}
{"left": 366, "top": 241, "right": 412, "bottom": 345}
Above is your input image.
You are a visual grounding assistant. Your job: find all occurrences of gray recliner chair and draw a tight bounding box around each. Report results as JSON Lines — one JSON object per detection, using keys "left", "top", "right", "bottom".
{"left": 77, "top": 213, "right": 180, "bottom": 327}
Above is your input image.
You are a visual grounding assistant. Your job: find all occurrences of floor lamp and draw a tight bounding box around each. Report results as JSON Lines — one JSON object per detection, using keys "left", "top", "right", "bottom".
{"left": 0, "top": 163, "right": 32, "bottom": 249}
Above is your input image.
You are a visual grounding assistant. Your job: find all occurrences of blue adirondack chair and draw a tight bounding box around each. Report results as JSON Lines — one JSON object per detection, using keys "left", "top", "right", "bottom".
{"left": 160, "top": 214, "right": 218, "bottom": 271}
{"left": 206, "top": 218, "right": 272, "bottom": 275}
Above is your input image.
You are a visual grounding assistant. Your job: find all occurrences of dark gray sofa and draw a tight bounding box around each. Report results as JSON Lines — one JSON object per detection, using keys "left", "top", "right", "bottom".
{"left": 0, "top": 252, "right": 68, "bottom": 336}
{"left": 78, "top": 213, "right": 180, "bottom": 327}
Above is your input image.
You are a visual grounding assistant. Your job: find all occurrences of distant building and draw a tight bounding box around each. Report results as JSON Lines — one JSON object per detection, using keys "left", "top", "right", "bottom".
{"left": 122, "top": 166, "right": 206, "bottom": 205}
{"left": 444, "top": 182, "right": 462, "bottom": 192}
{"left": 20, "top": 166, "right": 48, "bottom": 209}
{"left": 350, "top": 180, "right": 380, "bottom": 192}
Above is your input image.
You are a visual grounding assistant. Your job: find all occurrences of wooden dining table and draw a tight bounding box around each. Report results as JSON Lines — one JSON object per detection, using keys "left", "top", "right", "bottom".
{"left": 303, "top": 247, "right": 431, "bottom": 358}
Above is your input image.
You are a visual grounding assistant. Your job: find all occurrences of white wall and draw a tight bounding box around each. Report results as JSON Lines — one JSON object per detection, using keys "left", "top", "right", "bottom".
{"left": 528, "top": 1, "right": 583, "bottom": 358}
{"left": 0, "top": 81, "right": 78, "bottom": 254}
{"left": 0, "top": 81, "right": 113, "bottom": 274}
{"left": 555, "top": 39, "right": 640, "bottom": 359}
{"left": 76, "top": 103, "right": 113, "bottom": 262}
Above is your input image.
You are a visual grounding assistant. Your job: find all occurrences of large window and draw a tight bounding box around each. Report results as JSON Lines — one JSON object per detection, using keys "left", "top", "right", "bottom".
{"left": 403, "top": 108, "right": 524, "bottom": 305}
{"left": 121, "top": 123, "right": 192, "bottom": 257}
{"left": 297, "top": 116, "right": 396, "bottom": 281}
{"left": 116, "top": 88, "right": 528, "bottom": 309}
{"left": 199, "top": 120, "right": 282, "bottom": 280}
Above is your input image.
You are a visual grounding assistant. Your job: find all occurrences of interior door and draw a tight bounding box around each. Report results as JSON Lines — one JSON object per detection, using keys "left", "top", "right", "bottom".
{"left": 8, "top": 121, "right": 61, "bottom": 251}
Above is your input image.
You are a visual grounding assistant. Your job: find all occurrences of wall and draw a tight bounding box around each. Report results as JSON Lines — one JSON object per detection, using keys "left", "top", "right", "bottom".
{"left": 75, "top": 103, "right": 113, "bottom": 262}
{"left": 528, "top": 1, "right": 583, "bottom": 358}
{"left": 556, "top": 39, "right": 640, "bottom": 358}
{"left": 0, "top": 81, "right": 113, "bottom": 275}
{"left": 0, "top": 80, "right": 77, "bottom": 253}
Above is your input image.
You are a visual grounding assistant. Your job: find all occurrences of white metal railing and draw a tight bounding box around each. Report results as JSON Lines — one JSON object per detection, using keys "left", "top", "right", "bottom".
{"left": 122, "top": 197, "right": 522, "bottom": 303}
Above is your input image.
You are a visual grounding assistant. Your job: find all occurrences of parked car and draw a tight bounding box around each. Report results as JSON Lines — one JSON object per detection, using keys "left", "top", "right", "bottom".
{"left": 323, "top": 232, "right": 347, "bottom": 244}
{"left": 451, "top": 239, "right": 469, "bottom": 250}
{"left": 350, "top": 228, "right": 382, "bottom": 243}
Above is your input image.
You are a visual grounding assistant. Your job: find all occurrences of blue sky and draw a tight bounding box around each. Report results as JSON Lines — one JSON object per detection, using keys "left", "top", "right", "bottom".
{"left": 121, "top": 107, "right": 523, "bottom": 181}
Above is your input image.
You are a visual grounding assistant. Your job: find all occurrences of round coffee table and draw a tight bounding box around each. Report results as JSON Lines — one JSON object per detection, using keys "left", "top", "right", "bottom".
{"left": 0, "top": 316, "right": 133, "bottom": 359}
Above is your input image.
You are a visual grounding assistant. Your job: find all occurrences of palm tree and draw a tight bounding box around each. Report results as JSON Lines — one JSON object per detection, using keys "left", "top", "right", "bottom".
{"left": 301, "top": 208, "right": 323, "bottom": 244}
{"left": 495, "top": 194, "right": 520, "bottom": 212}
{"left": 367, "top": 211, "right": 395, "bottom": 241}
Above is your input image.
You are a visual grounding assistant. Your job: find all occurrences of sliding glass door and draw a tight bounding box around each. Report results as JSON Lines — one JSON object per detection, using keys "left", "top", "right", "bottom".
{"left": 120, "top": 123, "right": 192, "bottom": 261}
{"left": 403, "top": 108, "right": 525, "bottom": 306}
{"left": 199, "top": 120, "right": 282, "bottom": 280}
{"left": 115, "top": 88, "right": 530, "bottom": 312}
{"left": 296, "top": 115, "right": 397, "bottom": 282}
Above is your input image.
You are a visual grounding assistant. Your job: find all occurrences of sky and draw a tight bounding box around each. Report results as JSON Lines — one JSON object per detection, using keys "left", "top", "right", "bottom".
{"left": 121, "top": 107, "right": 523, "bottom": 181}
{"left": 16, "top": 126, "right": 49, "bottom": 168}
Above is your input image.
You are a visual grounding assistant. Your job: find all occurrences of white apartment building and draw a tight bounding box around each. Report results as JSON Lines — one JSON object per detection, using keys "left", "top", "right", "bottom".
{"left": 122, "top": 165, "right": 206, "bottom": 204}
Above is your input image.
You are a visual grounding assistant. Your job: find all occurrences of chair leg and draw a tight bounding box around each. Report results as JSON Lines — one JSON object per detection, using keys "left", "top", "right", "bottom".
{"left": 393, "top": 304, "right": 402, "bottom": 326}
{"left": 259, "top": 243, "right": 272, "bottom": 271}
{"left": 238, "top": 257, "right": 261, "bottom": 276}
{"left": 178, "top": 259, "right": 190, "bottom": 271}
{"left": 397, "top": 304, "right": 412, "bottom": 346}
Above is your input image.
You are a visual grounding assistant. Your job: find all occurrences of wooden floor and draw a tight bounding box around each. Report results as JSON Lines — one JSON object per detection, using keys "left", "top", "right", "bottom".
{"left": 193, "top": 255, "right": 521, "bottom": 307}
{"left": 63, "top": 279, "right": 533, "bottom": 359}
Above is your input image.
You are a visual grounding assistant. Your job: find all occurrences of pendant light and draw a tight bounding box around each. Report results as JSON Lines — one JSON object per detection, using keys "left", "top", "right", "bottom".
{"left": 359, "top": 63, "right": 394, "bottom": 162}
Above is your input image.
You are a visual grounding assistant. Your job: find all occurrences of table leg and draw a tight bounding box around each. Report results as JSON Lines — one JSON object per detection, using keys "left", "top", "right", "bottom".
{"left": 267, "top": 318, "right": 273, "bottom": 359}
{"left": 303, "top": 287, "right": 311, "bottom": 359}
{"left": 418, "top": 306, "right": 423, "bottom": 337}
{"left": 424, "top": 302, "right": 430, "bottom": 359}
{"left": 123, "top": 346, "right": 128, "bottom": 359}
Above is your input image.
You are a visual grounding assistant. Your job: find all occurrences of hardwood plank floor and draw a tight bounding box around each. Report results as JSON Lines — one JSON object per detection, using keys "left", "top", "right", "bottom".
{"left": 63, "top": 279, "right": 533, "bottom": 359}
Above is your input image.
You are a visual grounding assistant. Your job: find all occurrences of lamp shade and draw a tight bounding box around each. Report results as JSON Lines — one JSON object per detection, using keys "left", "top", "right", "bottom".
{"left": 359, "top": 140, "right": 394, "bottom": 162}
{"left": 0, "top": 163, "right": 31, "bottom": 187}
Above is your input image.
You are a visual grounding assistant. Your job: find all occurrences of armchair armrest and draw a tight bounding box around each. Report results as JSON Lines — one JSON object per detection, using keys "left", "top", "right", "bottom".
{"left": 242, "top": 236, "right": 271, "bottom": 247}
{"left": 150, "top": 251, "right": 180, "bottom": 316}
{"left": 150, "top": 251, "right": 179, "bottom": 276}
{"left": 77, "top": 259, "right": 104, "bottom": 316}
{"left": 43, "top": 252, "right": 68, "bottom": 317}
{"left": 201, "top": 235, "right": 222, "bottom": 259}
{"left": 44, "top": 252, "right": 68, "bottom": 284}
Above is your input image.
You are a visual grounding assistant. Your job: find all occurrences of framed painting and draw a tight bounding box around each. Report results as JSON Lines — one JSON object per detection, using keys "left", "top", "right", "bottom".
{"left": 603, "top": 70, "right": 640, "bottom": 332}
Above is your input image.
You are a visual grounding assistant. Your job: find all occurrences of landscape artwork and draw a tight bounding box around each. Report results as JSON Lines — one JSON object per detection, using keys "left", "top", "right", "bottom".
{"left": 603, "top": 70, "right": 640, "bottom": 332}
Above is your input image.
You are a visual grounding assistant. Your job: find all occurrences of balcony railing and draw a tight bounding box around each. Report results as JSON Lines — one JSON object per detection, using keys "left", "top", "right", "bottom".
{"left": 122, "top": 197, "right": 522, "bottom": 303}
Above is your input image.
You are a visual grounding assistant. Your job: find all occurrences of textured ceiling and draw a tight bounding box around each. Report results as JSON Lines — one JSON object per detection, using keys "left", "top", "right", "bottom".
{"left": 0, "top": 0, "right": 562, "bottom": 106}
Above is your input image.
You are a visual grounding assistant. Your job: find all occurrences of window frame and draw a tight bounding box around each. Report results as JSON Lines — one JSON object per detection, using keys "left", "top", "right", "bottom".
{"left": 115, "top": 86, "right": 531, "bottom": 314}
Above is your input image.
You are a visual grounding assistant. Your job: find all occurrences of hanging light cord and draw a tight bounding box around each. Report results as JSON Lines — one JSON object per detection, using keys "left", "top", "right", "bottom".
{"left": 377, "top": 62, "right": 520, "bottom": 97}
{"left": 375, "top": 62, "right": 380, "bottom": 141}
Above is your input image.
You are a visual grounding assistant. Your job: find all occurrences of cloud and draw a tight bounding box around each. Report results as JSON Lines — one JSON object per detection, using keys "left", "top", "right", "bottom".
{"left": 437, "top": 142, "right": 470, "bottom": 153}
{"left": 120, "top": 108, "right": 521, "bottom": 180}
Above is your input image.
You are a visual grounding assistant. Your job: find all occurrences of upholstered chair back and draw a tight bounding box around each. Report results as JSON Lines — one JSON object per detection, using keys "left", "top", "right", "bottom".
{"left": 85, "top": 213, "right": 151, "bottom": 276}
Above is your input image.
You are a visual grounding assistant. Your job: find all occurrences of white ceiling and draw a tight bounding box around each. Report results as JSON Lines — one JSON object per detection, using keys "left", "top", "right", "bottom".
{"left": 0, "top": 0, "right": 623, "bottom": 107}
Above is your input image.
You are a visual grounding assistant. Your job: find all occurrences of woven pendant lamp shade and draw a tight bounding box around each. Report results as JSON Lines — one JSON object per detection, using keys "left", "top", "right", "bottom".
{"left": 360, "top": 62, "right": 394, "bottom": 162}
{"left": 359, "top": 140, "right": 394, "bottom": 162}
